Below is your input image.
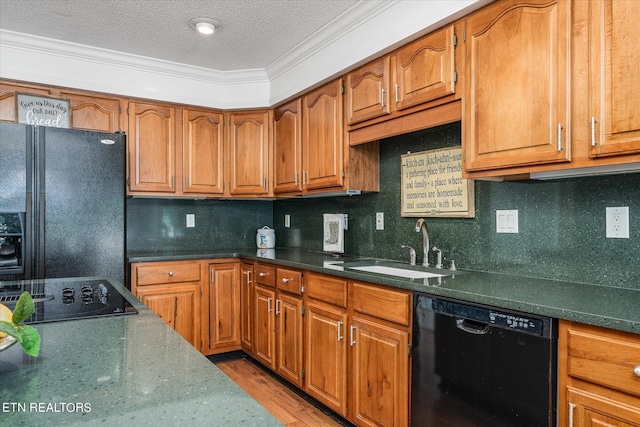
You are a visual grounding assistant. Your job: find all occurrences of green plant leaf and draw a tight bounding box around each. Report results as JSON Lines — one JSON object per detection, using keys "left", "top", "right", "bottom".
{"left": 12, "top": 291, "right": 35, "bottom": 324}
{"left": 16, "top": 324, "right": 40, "bottom": 357}
{"left": 0, "top": 320, "right": 20, "bottom": 339}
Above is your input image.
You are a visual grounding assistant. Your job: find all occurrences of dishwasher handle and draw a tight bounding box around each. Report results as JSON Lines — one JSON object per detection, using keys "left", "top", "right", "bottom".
{"left": 456, "top": 318, "right": 489, "bottom": 335}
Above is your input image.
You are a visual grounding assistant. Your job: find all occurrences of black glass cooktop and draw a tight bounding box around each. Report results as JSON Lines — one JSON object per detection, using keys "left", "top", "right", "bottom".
{"left": 0, "top": 279, "right": 137, "bottom": 324}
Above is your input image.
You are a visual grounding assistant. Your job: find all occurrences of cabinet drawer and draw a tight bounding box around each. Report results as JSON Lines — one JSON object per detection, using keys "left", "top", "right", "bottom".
{"left": 276, "top": 268, "right": 302, "bottom": 295}
{"left": 255, "top": 264, "right": 276, "bottom": 287}
{"left": 351, "top": 282, "right": 411, "bottom": 326}
{"left": 566, "top": 325, "right": 640, "bottom": 398}
{"left": 135, "top": 261, "right": 201, "bottom": 286}
{"left": 305, "top": 272, "right": 347, "bottom": 308}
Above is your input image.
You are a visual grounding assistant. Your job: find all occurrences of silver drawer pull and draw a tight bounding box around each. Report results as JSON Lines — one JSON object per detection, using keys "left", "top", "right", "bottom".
{"left": 350, "top": 325, "right": 356, "bottom": 346}
{"left": 634, "top": 365, "right": 640, "bottom": 377}
{"left": 258, "top": 272, "right": 267, "bottom": 277}
{"left": 168, "top": 271, "right": 173, "bottom": 277}
{"left": 281, "top": 277, "right": 290, "bottom": 283}
{"left": 337, "top": 321, "right": 343, "bottom": 341}
{"left": 267, "top": 297, "right": 272, "bottom": 313}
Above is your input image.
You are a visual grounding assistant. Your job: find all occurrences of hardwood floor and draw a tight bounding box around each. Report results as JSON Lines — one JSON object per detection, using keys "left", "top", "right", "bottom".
{"left": 215, "top": 357, "right": 345, "bottom": 427}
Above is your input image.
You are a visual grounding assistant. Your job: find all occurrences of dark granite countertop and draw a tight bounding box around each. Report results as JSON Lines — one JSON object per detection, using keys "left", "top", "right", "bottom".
{"left": 0, "top": 277, "right": 281, "bottom": 426}
{"left": 128, "top": 248, "right": 640, "bottom": 335}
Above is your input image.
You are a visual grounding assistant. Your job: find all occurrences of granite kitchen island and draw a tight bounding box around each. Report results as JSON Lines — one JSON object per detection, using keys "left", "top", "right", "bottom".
{"left": 0, "top": 277, "right": 281, "bottom": 427}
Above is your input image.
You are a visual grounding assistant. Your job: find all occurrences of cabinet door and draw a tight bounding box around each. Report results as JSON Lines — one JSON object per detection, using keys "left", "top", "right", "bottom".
{"left": 227, "top": 111, "right": 270, "bottom": 196}
{"left": 62, "top": 92, "right": 121, "bottom": 133}
{"left": 350, "top": 317, "right": 409, "bottom": 427}
{"left": 302, "top": 79, "right": 344, "bottom": 191}
{"left": 273, "top": 99, "right": 302, "bottom": 194}
{"left": 183, "top": 109, "right": 225, "bottom": 195}
{"left": 346, "top": 56, "right": 391, "bottom": 125}
{"left": 240, "top": 263, "right": 253, "bottom": 352}
{"left": 137, "top": 283, "right": 200, "bottom": 348}
{"left": 0, "top": 82, "right": 52, "bottom": 123}
{"left": 276, "top": 293, "right": 304, "bottom": 388}
{"left": 588, "top": 0, "right": 640, "bottom": 158}
{"left": 394, "top": 24, "right": 456, "bottom": 110}
{"left": 206, "top": 263, "right": 240, "bottom": 353}
{"left": 254, "top": 285, "right": 276, "bottom": 370}
{"left": 128, "top": 102, "right": 176, "bottom": 192}
{"left": 567, "top": 387, "right": 640, "bottom": 427}
{"left": 464, "top": 0, "right": 571, "bottom": 171}
{"left": 305, "top": 300, "right": 348, "bottom": 416}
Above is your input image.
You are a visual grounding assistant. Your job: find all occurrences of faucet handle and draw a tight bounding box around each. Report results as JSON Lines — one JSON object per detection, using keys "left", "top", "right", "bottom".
{"left": 449, "top": 259, "right": 457, "bottom": 271}
{"left": 401, "top": 245, "right": 416, "bottom": 265}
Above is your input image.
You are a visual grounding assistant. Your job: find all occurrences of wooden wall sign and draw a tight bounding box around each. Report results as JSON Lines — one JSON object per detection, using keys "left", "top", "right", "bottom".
{"left": 16, "top": 93, "right": 70, "bottom": 128}
{"left": 401, "top": 146, "right": 475, "bottom": 218}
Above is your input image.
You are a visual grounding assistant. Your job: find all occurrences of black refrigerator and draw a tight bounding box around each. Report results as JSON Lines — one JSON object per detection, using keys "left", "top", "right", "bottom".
{"left": 0, "top": 122, "right": 125, "bottom": 284}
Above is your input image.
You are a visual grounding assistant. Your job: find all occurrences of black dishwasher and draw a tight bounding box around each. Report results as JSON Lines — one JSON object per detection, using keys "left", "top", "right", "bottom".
{"left": 411, "top": 294, "right": 557, "bottom": 427}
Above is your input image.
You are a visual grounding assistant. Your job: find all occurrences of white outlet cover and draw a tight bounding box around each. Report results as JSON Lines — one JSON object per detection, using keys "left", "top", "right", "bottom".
{"left": 376, "top": 212, "right": 384, "bottom": 230}
{"left": 496, "top": 210, "right": 518, "bottom": 233}
{"left": 186, "top": 214, "right": 195, "bottom": 228}
{"left": 284, "top": 214, "right": 291, "bottom": 228}
{"left": 606, "top": 206, "right": 629, "bottom": 238}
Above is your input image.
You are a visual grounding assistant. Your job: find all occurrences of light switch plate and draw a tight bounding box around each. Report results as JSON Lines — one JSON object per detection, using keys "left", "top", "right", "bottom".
{"left": 496, "top": 210, "right": 518, "bottom": 233}
{"left": 606, "top": 206, "right": 629, "bottom": 238}
{"left": 284, "top": 214, "right": 291, "bottom": 228}
{"left": 186, "top": 214, "right": 195, "bottom": 228}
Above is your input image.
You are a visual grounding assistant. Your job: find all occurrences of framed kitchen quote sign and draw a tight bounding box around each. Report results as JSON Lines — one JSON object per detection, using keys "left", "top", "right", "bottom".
{"left": 16, "top": 93, "right": 70, "bottom": 128}
{"left": 401, "top": 146, "right": 475, "bottom": 218}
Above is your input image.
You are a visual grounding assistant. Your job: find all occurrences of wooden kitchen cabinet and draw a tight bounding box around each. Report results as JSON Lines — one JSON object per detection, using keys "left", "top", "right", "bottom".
{"left": 587, "top": 0, "right": 640, "bottom": 158}
{"left": 128, "top": 102, "right": 226, "bottom": 197}
{"left": 227, "top": 110, "right": 271, "bottom": 196}
{"left": 302, "top": 79, "right": 345, "bottom": 191}
{"left": 345, "top": 56, "right": 391, "bottom": 125}
{"left": 0, "top": 80, "right": 123, "bottom": 132}
{"left": 183, "top": 108, "right": 225, "bottom": 195}
{"left": 275, "top": 268, "right": 304, "bottom": 388}
{"left": 463, "top": 0, "right": 572, "bottom": 173}
{"left": 305, "top": 299, "right": 349, "bottom": 417}
{"left": 203, "top": 262, "right": 240, "bottom": 355}
{"left": 349, "top": 282, "right": 411, "bottom": 427}
{"left": 273, "top": 98, "right": 303, "bottom": 194}
{"left": 128, "top": 101, "right": 176, "bottom": 193}
{"left": 240, "top": 262, "right": 254, "bottom": 352}
{"left": 558, "top": 320, "right": 640, "bottom": 427}
{"left": 131, "top": 260, "right": 203, "bottom": 349}
{"left": 253, "top": 263, "right": 277, "bottom": 369}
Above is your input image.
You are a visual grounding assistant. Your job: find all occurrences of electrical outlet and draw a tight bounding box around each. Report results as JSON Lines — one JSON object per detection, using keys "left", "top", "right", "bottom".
{"left": 284, "top": 214, "right": 291, "bottom": 228}
{"left": 376, "top": 212, "right": 384, "bottom": 230}
{"left": 606, "top": 206, "right": 629, "bottom": 238}
{"left": 496, "top": 210, "right": 518, "bottom": 233}
{"left": 186, "top": 214, "right": 195, "bottom": 228}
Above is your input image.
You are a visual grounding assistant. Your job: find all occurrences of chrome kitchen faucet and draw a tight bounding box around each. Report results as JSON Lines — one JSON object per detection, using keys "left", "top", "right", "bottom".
{"left": 415, "top": 219, "right": 429, "bottom": 267}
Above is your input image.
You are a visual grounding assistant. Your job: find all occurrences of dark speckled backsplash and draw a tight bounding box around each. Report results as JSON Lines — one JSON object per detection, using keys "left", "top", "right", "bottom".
{"left": 126, "top": 122, "right": 639, "bottom": 289}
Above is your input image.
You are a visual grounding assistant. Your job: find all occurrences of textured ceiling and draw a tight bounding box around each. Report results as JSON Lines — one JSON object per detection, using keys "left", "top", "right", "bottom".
{"left": 0, "top": 0, "right": 359, "bottom": 71}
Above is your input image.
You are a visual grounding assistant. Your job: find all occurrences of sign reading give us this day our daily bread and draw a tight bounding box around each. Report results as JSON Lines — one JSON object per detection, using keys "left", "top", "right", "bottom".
{"left": 401, "top": 146, "right": 475, "bottom": 218}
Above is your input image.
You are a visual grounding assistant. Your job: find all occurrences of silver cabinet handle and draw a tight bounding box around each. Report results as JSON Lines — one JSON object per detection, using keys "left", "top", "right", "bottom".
{"left": 211, "top": 270, "right": 214, "bottom": 283}
{"left": 568, "top": 403, "right": 576, "bottom": 427}
{"left": 381, "top": 88, "right": 385, "bottom": 108}
{"left": 275, "top": 298, "right": 280, "bottom": 315}
{"left": 591, "top": 116, "right": 598, "bottom": 146}
{"left": 337, "top": 321, "right": 343, "bottom": 341}
{"left": 258, "top": 272, "right": 267, "bottom": 277}
{"left": 350, "top": 325, "right": 356, "bottom": 346}
{"left": 281, "top": 277, "right": 290, "bottom": 283}
{"left": 557, "top": 123, "right": 563, "bottom": 151}
{"left": 634, "top": 365, "right": 640, "bottom": 377}
{"left": 244, "top": 270, "right": 252, "bottom": 284}
{"left": 168, "top": 271, "right": 174, "bottom": 277}
{"left": 267, "top": 297, "right": 272, "bottom": 313}
{"left": 185, "top": 176, "right": 189, "bottom": 189}
{"left": 394, "top": 83, "right": 400, "bottom": 103}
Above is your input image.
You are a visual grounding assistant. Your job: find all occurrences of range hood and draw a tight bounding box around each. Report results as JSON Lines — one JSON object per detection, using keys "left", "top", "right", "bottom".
{"left": 530, "top": 162, "right": 640, "bottom": 180}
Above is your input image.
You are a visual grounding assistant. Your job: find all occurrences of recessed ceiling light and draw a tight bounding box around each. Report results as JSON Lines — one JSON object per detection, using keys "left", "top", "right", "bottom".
{"left": 189, "top": 18, "right": 219, "bottom": 35}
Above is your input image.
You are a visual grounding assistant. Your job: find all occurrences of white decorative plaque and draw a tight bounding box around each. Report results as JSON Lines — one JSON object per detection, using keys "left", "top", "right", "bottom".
{"left": 17, "top": 94, "right": 70, "bottom": 128}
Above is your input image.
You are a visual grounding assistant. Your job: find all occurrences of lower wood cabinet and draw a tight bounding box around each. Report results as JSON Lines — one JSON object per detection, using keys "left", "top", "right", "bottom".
{"left": 203, "top": 261, "right": 240, "bottom": 355}
{"left": 240, "top": 262, "right": 254, "bottom": 352}
{"left": 131, "top": 260, "right": 203, "bottom": 349}
{"left": 253, "top": 284, "right": 277, "bottom": 369}
{"left": 558, "top": 320, "right": 640, "bottom": 427}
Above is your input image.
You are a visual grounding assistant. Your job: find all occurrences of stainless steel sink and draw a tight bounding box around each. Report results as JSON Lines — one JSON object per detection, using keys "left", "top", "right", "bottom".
{"left": 349, "top": 265, "right": 445, "bottom": 279}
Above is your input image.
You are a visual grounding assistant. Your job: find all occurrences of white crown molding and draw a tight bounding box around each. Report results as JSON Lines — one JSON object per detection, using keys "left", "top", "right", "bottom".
{"left": 0, "top": 0, "right": 490, "bottom": 109}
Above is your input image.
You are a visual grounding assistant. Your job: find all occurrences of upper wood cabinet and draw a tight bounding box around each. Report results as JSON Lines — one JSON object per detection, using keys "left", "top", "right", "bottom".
{"left": 345, "top": 56, "right": 391, "bottom": 125}
{"left": 273, "top": 99, "right": 302, "bottom": 194}
{"left": 394, "top": 24, "right": 457, "bottom": 111}
{"left": 128, "top": 101, "right": 176, "bottom": 193}
{"left": 587, "top": 0, "right": 640, "bottom": 158}
{"left": 303, "top": 79, "right": 345, "bottom": 191}
{"left": 0, "top": 81, "right": 122, "bottom": 133}
{"left": 183, "top": 108, "right": 225, "bottom": 196}
{"left": 464, "top": 0, "right": 572, "bottom": 172}
{"left": 227, "top": 110, "right": 271, "bottom": 196}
